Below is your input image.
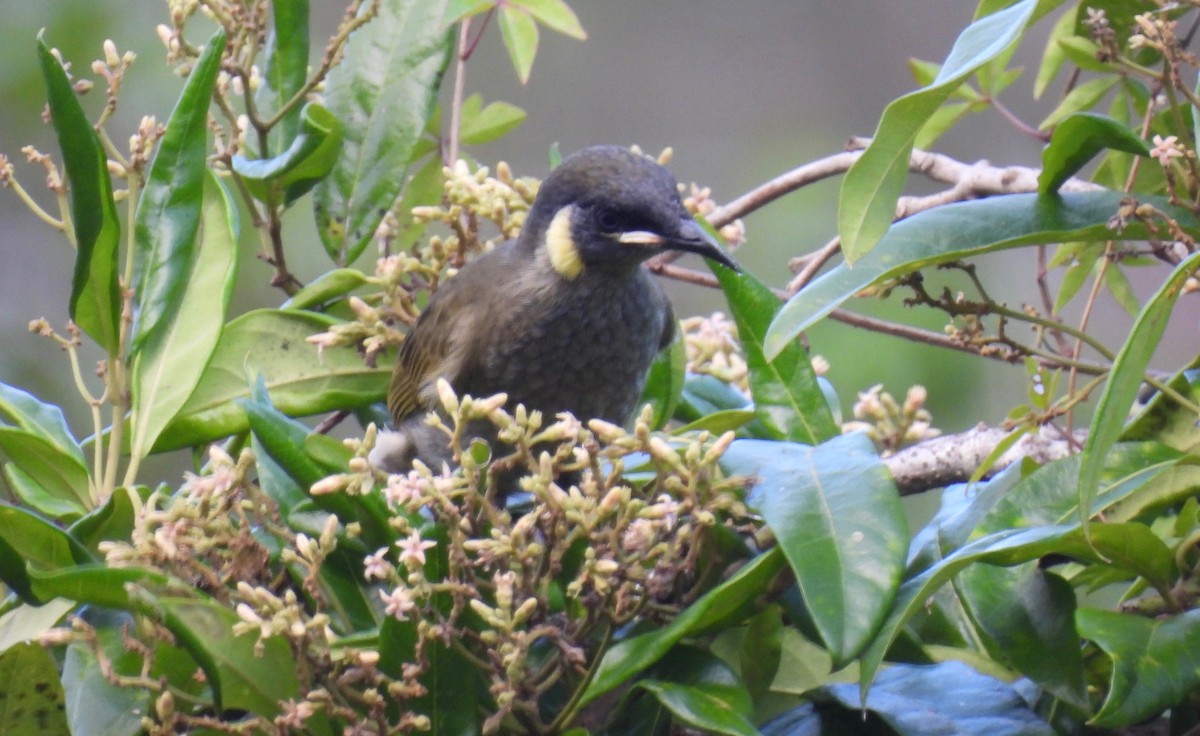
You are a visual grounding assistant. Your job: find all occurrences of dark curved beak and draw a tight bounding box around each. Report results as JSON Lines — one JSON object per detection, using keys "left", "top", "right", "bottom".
{"left": 615, "top": 218, "right": 741, "bottom": 272}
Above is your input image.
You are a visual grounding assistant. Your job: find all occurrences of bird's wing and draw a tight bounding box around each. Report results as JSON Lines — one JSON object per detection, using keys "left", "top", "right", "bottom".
{"left": 658, "top": 295, "right": 676, "bottom": 351}
{"left": 387, "top": 276, "right": 482, "bottom": 423}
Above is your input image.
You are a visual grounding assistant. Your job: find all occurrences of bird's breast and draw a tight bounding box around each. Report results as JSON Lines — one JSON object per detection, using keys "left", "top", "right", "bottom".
{"left": 467, "top": 270, "right": 668, "bottom": 424}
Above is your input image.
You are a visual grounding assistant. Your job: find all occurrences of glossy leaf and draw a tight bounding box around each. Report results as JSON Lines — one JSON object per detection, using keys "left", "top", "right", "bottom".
{"left": 315, "top": 0, "right": 452, "bottom": 265}
{"left": 637, "top": 650, "right": 757, "bottom": 736}
{"left": 0, "top": 430, "right": 90, "bottom": 514}
{"left": 63, "top": 628, "right": 150, "bottom": 736}
{"left": 767, "top": 661, "right": 1054, "bottom": 736}
{"left": 158, "top": 597, "right": 300, "bottom": 717}
{"left": 1078, "top": 251, "right": 1200, "bottom": 536}
{"left": 1078, "top": 607, "right": 1200, "bottom": 727}
{"left": 1123, "top": 363, "right": 1200, "bottom": 453}
{"left": 766, "top": 191, "right": 1200, "bottom": 359}
{"left": 721, "top": 435, "right": 906, "bottom": 667}
{"left": 582, "top": 547, "right": 786, "bottom": 706}
{"left": 67, "top": 485, "right": 148, "bottom": 555}
{"left": 1039, "top": 112, "right": 1148, "bottom": 194}
{"left": 739, "top": 604, "right": 783, "bottom": 704}
{"left": 0, "top": 503, "right": 93, "bottom": 603}
{"left": 257, "top": 0, "right": 310, "bottom": 151}
{"left": 0, "top": 382, "right": 85, "bottom": 465}
{"left": 0, "top": 642, "right": 69, "bottom": 735}
{"left": 676, "top": 374, "right": 750, "bottom": 422}
{"left": 714, "top": 266, "right": 838, "bottom": 444}
{"left": 37, "top": 34, "right": 121, "bottom": 353}
{"left": 281, "top": 268, "right": 368, "bottom": 310}
{"left": 130, "top": 29, "right": 226, "bottom": 355}
{"left": 152, "top": 309, "right": 390, "bottom": 451}
{"left": 233, "top": 102, "right": 344, "bottom": 206}
{"left": 639, "top": 328, "right": 685, "bottom": 430}
{"left": 129, "top": 172, "right": 239, "bottom": 465}
{"left": 837, "top": 0, "right": 1037, "bottom": 262}
{"left": 498, "top": 5, "right": 539, "bottom": 84}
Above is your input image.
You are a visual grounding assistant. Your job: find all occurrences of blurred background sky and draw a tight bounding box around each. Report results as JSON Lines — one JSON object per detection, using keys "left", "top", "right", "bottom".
{"left": 1, "top": 2, "right": 1194, "bottom": 460}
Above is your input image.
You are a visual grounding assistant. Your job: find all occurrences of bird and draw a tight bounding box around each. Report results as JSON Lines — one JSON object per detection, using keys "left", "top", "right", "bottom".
{"left": 370, "top": 145, "right": 739, "bottom": 486}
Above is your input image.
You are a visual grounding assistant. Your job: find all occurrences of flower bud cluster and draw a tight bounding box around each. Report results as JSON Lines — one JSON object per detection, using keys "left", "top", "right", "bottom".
{"left": 843, "top": 383, "right": 940, "bottom": 454}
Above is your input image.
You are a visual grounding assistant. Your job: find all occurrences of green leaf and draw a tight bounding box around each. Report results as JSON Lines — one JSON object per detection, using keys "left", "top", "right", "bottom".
{"left": 37, "top": 33, "right": 121, "bottom": 353}
{"left": 838, "top": 0, "right": 1038, "bottom": 262}
{"left": 913, "top": 100, "right": 977, "bottom": 150}
{"left": 672, "top": 409, "right": 755, "bottom": 436}
{"left": 130, "top": 29, "right": 226, "bottom": 355}
{"left": 499, "top": 5, "right": 539, "bottom": 84}
{"left": 129, "top": 172, "right": 239, "bottom": 466}
{"left": 1078, "top": 608, "right": 1200, "bottom": 727}
{"left": 1123, "top": 363, "right": 1200, "bottom": 453}
{"left": 0, "top": 503, "right": 93, "bottom": 603}
{"left": 1038, "top": 112, "right": 1149, "bottom": 194}
{"left": 582, "top": 547, "right": 786, "bottom": 706}
{"left": 1038, "top": 75, "right": 1119, "bottom": 129}
{"left": 157, "top": 597, "right": 300, "bottom": 717}
{"left": 0, "top": 430, "right": 90, "bottom": 514}
{"left": 281, "top": 268, "right": 369, "bottom": 310}
{"left": 512, "top": 0, "right": 587, "bottom": 39}
{"left": 1103, "top": 262, "right": 1140, "bottom": 316}
{"left": 636, "top": 649, "right": 757, "bottom": 736}
{"left": 67, "top": 485, "right": 148, "bottom": 555}
{"left": 152, "top": 309, "right": 390, "bottom": 451}
{"left": 443, "top": 0, "right": 493, "bottom": 26}
{"left": 0, "top": 383, "right": 85, "bottom": 465}
{"left": 739, "top": 604, "right": 783, "bottom": 704}
{"left": 714, "top": 267, "right": 839, "bottom": 444}
{"left": 639, "top": 327, "right": 686, "bottom": 430}
{"left": 1032, "top": 8, "right": 1076, "bottom": 99}
{"left": 257, "top": 0, "right": 310, "bottom": 152}
{"left": 63, "top": 627, "right": 151, "bottom": 736}
{"left": 721, "top": 435, "right": 907, "bottom": 666}
{"left": 1056, "top": 35, "right": 1116, "bottom": 73}
{"left": 0, "top": 642, "right": 69, "bottom": 735}
{"left": 459, "top": 97, "right": 527, "bottom": 145}
{"left": 315, "top": 0, "right": 452, "bottom": 265}
{"left": 765, "top": 190, "right": 1200, "bottom": 359}
{"left": 233, "top": 102, "right": 344, "bottom": 206}
{"left": 1078, "top": 251, "right": 1200, "bottom": 536}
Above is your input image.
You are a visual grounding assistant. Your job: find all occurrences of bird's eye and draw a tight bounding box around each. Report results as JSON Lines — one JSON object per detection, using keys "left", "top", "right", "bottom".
{"left": 595, "top": 208, "right": 621, "bottom": 233}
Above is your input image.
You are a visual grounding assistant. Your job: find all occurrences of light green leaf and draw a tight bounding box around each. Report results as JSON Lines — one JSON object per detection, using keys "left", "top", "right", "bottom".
{"left": 512, "top": 0, "right": 587, "bottom": 39}
{"left": 0, "top": 430, "right": 90, "bottom": 513}
{"left": 499, "top": 5, "right": 539, "bottom": 84}
{"left": 129, "top": 172, "right": 239, "bottom": 466}
{"left": 0, "top": 382, "right": 85, "bottom": 466}
{"left": 281, "top": 268, "right": 369, "bottom": 310}
{"left": 0, "top": 642, "right": 69, "bottom": 735}
{"left": 459, "top": 98, "right": 527, "bottom": 145}
{"left": 1033, "top": 8, "right": 1076, "bottom": 99}
{"left": 838, "top": 0, "right": 1038, "bottom": 262}
{"left": 1038, "top": 75, "right": 1119, "bottom": 129}
{"left": 315, "top": 0, "right": 452, "bottom": 265}
{"left": 233, "top": 102, "right": 344, "bottom": 206}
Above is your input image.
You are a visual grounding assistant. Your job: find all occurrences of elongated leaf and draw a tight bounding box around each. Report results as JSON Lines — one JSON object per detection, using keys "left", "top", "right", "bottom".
{"left": 158, "top": 597, "right": 300, "bottom": 717}
{"left": 714, "top": 267, "right": 838, "bottom": 444}
{"left": 582, "top": 547, "right": 786, "bottom": 706}
{"left": 63, "top": 627, "right": 150, "bottom": 736}
{"left": 458, "top": 95, "right": 526, "bottom": 145}
{"left": 152, "top": 309, "right": 390, "bottom": 451}
{"left": 233, "top": 102, "right": 343, "bottom": 206}
{"left": 315, "top": 0, "right": 452, "bottom": 265}
{"left": 1038, "top": 75, "right": 1119, "bottom": 129}
{"left": 1078, "top": 607, "right": 1200, "bottom": 727}
{"left": 1039, "top": 112, "right": 1148, "bottom": 194}
{"left": 498, "top": 5, "right": 539, "bottom": 84}
{"left": 838, "top": 0, "right": 1038, "bottom": 262}
{"left": 0, "top": 599, "right": 76, "bottom": 653}
{"left": 129, "top": 172, "right": 239, "bottom": 465}
{"left": 0, "top": 503, "right": 94, "bottom": 603}
{"left": 721, "top": 435, "right": 906, "bottom": 667}
{"left": 257, "top": 0, "right": 310, "bottom": 152}
{"left": 1032, "top": 8, "right": 1076, "bottom": 99}
{"left": 639, "top": 327, "right": 685, "bottom": 430}
{"left": 1078, "top": 251, "right": 1200, "bottom": 535}
{"left": 37, "top": 34, "right": 121, "bottom": 353}
{"left": 766, "top": 190, "right": 1200, "bottom": 359}
{"left": 0, "top": 642, "right": 69, "bottom": 735}
{"left": 0, "top": 430, "right": 90, "bottom": 512}
{"left": 130, "top": 29, "right": 226, "bottom": 355}
{"left": 636, "top": 650, "right": 758, "bottom": 736}
{"left": 281, "top": 268, "right": 368, "bottom": 310}
{"left": 0, "top": 382, "right": 85, "bottom": 465}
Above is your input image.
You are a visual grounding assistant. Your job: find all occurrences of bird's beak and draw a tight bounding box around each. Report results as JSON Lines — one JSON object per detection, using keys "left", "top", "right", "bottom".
{"left": 617, "top": 219, "right": 740, "bottom": 272}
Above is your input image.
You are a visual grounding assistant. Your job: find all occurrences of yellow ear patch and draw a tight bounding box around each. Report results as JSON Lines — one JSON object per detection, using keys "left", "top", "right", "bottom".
{"left": 546, "top": 205, "right": 584, "bottom": 279}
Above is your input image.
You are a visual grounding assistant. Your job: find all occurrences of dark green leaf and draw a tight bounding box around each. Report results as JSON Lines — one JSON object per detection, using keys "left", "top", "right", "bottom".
{"left": 1078, "top": 607, "right": 1200, "bottom": 727}
{"left": 67, "top": 485, "right": 149, "bottom": 554}
{"left": 721, "top": 435, "right": 906, "bottom": 667}
{"left": 233, "top": 102, "right": 344, "bottom": 206}
{"left": 838, "top": 0, "right": 1037, "bottom": 261}
{"left": 0, "top": 382, "right": 85, "bottom": 465}
{"left": 0, "top": 503, "right": 94, "bottom": 603}
{"left": 739, "top": 604, "right": 783, "bottom": 704}
{"left": 0, "top": 642, "right": 69, "bottom": 735}
{"left": 1078, "top": 251, "right": 1200, "bottom": 536}
{"left": 315, "top": 0, "right": 452, "bottom": 265}
{"left": 1039, "top": 112, "right": 1149, "bottom": 194}
{"left": 714, "top": 267, "right": 838, "bottom": 444}
{"left": 130, "top": 29, "right": 226, "bottom": 355}
{"left": 152, "top": 309, "right": 390, "bottom": 452}
{"left": 257, "top": 0, "right": 310, "bottom": 152}
{"left": 639, "top": 328, "right": 685, "bottom": 430}
{"left": 37, "top": 34, "right": 121, "bottom": 353}
{"left": 636, "top": 680, "right": 757, "bottom": 736}
{"left": 676, "top": 374, "right": 750, "bottom": 422}
{"left": 582, "top": 547, "right": 786, "bottom": 706}
{"left": 129, "top": 172, "right": 239, "bottom": 464}
{"left": 1123, "top": 363, "right": 1200, "bottom": 453}
{"left": 766, "top": 191, "right": 1200, "bottom": 359}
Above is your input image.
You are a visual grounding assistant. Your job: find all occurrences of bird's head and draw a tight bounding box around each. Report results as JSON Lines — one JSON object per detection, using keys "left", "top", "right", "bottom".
{"left": 521, "top": 145, "right": 740, "bottom": 279}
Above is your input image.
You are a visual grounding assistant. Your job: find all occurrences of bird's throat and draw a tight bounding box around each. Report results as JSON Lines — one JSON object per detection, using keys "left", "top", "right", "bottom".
{"left": 546, "top": 205, "right": 584, "bottom": 280}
